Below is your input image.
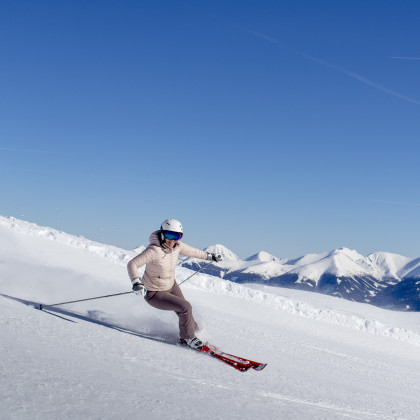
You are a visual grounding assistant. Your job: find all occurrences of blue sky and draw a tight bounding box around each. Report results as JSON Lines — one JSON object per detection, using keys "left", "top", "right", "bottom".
{"left": 1, "top": 0, "right": 419, "bottom": 259}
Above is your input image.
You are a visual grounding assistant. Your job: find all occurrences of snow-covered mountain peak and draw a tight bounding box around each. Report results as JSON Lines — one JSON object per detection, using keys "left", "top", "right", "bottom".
{"left": 286, "top": 251, "right": 330, "bottom": 268}
{"left": 330, "top": 247, "right": 366, "bottom": 261}
{"left": 286, "top": 247, "right": 372, "bottom": 283}
{"left": 404, "top": 263, "right": 420, "bottom": 278}
{"left": 366, "top": 252, "right": 412, "bottom": 278}
{"left": 328, "top": 247, "right": 370, "bottom": 273}
{"left": 204, "top": 244, "right": 240, "bottom": 261}
{"left": 245, "top": 251, "right": 283, "bottom": 263}
{"left": 396, "top": 257, "right": 420, "bottom": 279}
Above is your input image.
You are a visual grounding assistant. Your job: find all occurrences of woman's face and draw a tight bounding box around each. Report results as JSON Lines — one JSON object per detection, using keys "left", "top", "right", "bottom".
{"left": 164, "top": 238, "right": 177, "bottom": 248}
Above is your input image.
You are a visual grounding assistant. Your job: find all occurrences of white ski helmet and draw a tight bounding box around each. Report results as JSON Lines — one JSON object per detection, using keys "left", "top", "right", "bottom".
{"left": 161, "top": 219, "right": 183, "bottom": 234}
{"left": 160, "top": 219, "right": 183, "bottom": 242}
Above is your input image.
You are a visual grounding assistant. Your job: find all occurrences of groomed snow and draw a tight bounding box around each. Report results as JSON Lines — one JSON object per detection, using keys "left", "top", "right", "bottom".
{"left": 1, "top": 215, "right": 420, "bottom": 419}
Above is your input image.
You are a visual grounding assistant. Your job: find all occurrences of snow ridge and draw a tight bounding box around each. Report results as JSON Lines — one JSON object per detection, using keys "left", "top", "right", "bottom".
{"left": 0, "top": 215, "right": 141, "bottom": 266}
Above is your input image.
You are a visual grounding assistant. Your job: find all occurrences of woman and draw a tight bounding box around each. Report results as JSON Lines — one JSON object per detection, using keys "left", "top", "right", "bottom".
{"left": 127, "top": 218, "right": 221, "bottom": 350}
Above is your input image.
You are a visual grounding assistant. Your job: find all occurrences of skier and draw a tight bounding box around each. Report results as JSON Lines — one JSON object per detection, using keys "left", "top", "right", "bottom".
{"left": 127, "top": 219, "right": 222, "bottom": 350}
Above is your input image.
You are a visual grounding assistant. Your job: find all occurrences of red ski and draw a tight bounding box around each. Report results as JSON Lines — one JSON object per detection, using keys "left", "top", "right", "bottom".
{"left": 179, "top": 340, "right": 267, "bottom": 372}
{"left": 202, "top": 343, "right": 267, "bottom": 372}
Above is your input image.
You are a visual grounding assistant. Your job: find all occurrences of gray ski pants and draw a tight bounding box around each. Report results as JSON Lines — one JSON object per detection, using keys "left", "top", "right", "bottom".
{"left": 144, "top": 281, "right": 199, "bottom": 339}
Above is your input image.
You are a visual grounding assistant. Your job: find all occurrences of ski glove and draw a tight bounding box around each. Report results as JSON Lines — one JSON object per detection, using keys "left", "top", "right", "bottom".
{"left": 132, "top": 278, "right": 147, "bottom": 297}
{"left": 207, "top": 253, "right": 222, "bottom": 262}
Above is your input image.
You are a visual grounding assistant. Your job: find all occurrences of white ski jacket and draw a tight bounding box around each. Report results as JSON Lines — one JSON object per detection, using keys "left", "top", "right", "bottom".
{"left": 127, "top": 231, "right": 208, "bottom": 291}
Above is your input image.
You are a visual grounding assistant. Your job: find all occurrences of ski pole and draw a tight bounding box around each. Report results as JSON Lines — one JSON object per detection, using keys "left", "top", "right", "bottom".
{"left": 178, "top": 260, "right": 213, "bottom": 286}
{"left": 38, "top": 291, "right": 133, "bottom": 310}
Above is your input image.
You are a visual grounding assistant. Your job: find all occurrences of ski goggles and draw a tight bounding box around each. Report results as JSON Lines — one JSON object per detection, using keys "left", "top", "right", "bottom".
{"left": 163, "top": 231, "right": 183, "bottom": 241}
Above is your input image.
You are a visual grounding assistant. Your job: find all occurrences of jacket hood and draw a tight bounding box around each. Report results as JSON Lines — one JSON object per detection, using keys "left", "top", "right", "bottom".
{"left": 149, "top": 230, "right": 179, "bottom": 253}
{"left": 149, "top": 230, "right": 161, "bottom": 247}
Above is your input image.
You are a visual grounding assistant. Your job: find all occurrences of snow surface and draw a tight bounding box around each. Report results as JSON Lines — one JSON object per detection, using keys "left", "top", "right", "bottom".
{"left": 1, "top": 215, "right": 420, "bottom": 419}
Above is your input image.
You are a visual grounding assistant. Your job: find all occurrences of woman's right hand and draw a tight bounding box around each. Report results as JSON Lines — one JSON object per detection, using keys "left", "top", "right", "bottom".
{"left": 132, "top": 279, "right": 147, "bottom": 297}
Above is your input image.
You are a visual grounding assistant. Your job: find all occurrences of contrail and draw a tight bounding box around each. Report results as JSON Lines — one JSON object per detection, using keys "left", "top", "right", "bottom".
{"left": 390, "top": 56, "right": 420, "bottom": 60}
{"left": 374, "top": 200, "right": 420, "bottom": 207}
{"left": 245, "top": 29, "right": 420, "bottom": 105}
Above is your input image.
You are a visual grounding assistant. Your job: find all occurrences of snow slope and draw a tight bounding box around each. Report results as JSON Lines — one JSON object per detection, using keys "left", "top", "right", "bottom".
{"left": 1, "top": 215, "right": 420, "bottom": 419}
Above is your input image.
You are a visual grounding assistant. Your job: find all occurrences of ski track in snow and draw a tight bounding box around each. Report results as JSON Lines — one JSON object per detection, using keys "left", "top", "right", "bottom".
{"left": 0, "top": 295, "right": 408, "bottom": 420}
{"left": 2, "top": 294, "right": 416, "bottom": 420}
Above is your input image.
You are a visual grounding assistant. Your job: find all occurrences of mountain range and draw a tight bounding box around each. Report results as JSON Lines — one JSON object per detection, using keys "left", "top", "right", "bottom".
{"left": 180, "top": 245, "right": 420, "bottom": 311}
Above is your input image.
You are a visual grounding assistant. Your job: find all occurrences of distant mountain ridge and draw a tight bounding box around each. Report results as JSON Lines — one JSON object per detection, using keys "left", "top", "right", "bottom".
{"left": 181, "top": 245, "right": 420, "bottom": 311}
